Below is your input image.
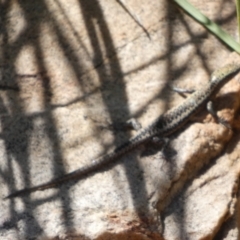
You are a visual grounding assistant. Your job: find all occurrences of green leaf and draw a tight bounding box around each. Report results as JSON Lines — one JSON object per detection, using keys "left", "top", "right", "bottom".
{"left": 173, "top": 0, "right": 240, "bottom": 53}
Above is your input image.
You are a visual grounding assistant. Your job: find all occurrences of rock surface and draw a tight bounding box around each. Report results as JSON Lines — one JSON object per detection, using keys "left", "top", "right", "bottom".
{"left": 0, "top": 0, "right": 240, "bottom": 239}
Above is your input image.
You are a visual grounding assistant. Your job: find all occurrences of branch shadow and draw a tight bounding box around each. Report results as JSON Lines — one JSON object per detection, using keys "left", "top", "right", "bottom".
{"left": 0, "top": 0, "right": 166, "bottom": 237}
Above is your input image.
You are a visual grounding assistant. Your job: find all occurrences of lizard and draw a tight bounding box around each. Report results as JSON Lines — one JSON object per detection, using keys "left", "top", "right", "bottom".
{"left": 5, "top": 62, "right": 240, "bottom": 199}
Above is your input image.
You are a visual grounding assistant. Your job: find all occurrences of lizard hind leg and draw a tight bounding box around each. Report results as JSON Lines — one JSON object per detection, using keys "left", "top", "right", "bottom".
{"left": 151, "top": 136, "right": 169, "bottom": 148}
{"left": 142, "top": 137, "right": 172, "bottom": 159}
{"left": 168, "top": 84, "right": 195, "bottom": 98}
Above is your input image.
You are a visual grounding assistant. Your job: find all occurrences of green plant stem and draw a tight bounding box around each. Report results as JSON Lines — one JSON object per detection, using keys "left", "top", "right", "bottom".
{"left": 174, "top": 0, "right": 240, "bottom": 53}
